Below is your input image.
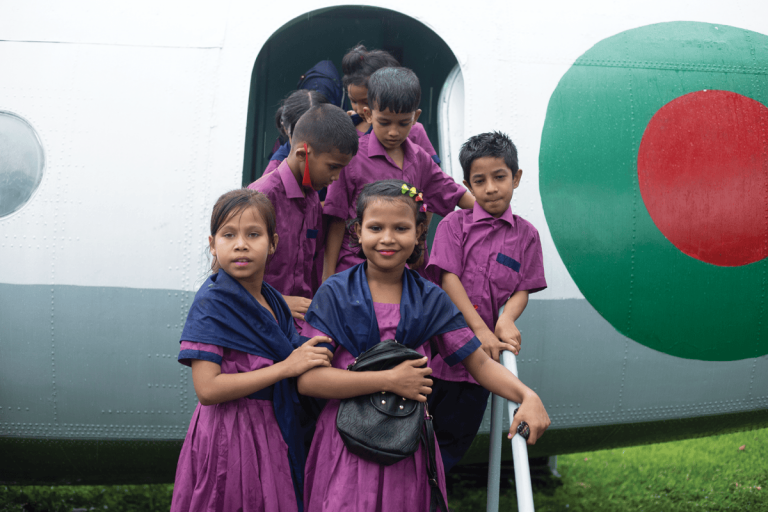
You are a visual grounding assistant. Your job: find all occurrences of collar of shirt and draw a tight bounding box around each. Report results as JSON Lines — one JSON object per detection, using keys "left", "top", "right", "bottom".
{"left": 472, "top": 200, "right": 515, "bottom": 227}
{"left": 277, "top": 160, "right": 306, "bottom": 200}
{"left": 366, "top": 132, "right": 415, "bottom": 172}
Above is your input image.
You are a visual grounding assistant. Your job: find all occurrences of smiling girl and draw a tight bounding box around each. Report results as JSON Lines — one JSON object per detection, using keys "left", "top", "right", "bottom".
{"left": 299, "top": 180, "right": 550, "bottom": 512}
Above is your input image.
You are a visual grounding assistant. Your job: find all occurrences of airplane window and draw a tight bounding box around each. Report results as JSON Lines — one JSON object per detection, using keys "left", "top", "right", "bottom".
{"left": 0, "top": 111, "right": 45, "bottom": 217}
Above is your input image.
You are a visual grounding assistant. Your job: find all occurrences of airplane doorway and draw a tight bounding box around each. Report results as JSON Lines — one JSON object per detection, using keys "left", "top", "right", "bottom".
{"left": 242, "top": 6, "right": 460, "bottom": 186}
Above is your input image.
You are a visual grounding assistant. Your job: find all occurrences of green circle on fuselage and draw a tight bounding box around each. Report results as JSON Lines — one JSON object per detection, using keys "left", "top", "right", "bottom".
{"left": 540, "top": 22, "right": 768, "bottom": 361}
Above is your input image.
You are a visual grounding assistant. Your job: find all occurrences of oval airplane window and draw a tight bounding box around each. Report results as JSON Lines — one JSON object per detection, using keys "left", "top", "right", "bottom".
{"left": 0, "top": 111, "right": 45, "bottom": 217}
{"left": 242, "top": 6, "right": 459, "bottom": 185}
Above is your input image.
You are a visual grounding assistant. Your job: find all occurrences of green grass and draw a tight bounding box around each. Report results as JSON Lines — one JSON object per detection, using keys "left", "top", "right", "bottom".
{"left": 2, "top": 428, "right": 766, "bottom": 511}
{"left": 450, "top": 427, "right": 768, "bottom": 511}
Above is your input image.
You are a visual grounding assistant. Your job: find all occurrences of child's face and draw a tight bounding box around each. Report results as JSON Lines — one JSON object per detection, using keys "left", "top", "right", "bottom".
{"left": 209, "top": 206, "right": 277, "bottom": 285}
{"left": 463, "top": 157, "right": 522, "bottom": 218}
{"left": 347, "top": 84, "right": 369, "bottom": 117}
{"left": 364, "top": 107, "right": 421, "bottom": 151}
{"left": 304, "top": 146, "right": 353, "bottom": 191}
{"left": 355, "top": 198, "right": 422, "bottom": 273}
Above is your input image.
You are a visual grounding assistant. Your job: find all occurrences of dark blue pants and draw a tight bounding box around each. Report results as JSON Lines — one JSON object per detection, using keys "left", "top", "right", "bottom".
{"left": 427, "top": 378, "right": 491, "bottom": 474}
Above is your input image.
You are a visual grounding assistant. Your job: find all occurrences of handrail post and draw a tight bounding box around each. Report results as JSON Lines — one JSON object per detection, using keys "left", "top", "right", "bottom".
{"left": 486, "top": 392, "right": 505, "bottom": 512}
{"left": 502, "top": 351, "right": 535, "bottom": 512}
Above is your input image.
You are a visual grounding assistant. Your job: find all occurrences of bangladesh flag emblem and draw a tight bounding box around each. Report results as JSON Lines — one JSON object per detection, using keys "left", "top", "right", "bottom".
{"left": 540, "top": 22, "right": 768, "bottom": 361}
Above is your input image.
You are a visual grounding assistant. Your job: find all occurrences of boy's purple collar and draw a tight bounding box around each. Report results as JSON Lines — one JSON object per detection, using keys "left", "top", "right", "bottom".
{"left": 472, "top": 200, "right": 515, "bottom": 226}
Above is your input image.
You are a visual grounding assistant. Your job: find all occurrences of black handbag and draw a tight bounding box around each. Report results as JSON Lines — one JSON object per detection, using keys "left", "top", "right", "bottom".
{"left": 336, "top": 340, "right": 449, "bottom": 511}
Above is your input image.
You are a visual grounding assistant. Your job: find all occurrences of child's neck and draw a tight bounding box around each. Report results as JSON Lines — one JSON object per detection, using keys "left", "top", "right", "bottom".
{"left": 285, "top": 155, "right": 307, "bottom": 197}
{"left": 365, "top": 264, "right": 404, "bottom": 304}
{"left": 382, "top": 142, "right": 405, "bottom": 170}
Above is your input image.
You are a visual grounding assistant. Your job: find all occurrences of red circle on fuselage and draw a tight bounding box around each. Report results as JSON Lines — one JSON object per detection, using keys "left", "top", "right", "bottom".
{"left": 637, "top": 90, "right": 768, "bottom": 266}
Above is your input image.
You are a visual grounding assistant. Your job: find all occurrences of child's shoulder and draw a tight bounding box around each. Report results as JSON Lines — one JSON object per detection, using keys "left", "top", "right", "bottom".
{"left": 510, "top": 213, "right": 541, "bottom": 236}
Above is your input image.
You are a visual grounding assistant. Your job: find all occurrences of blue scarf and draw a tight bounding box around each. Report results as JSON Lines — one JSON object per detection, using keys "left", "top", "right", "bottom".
{"left": 179, "top": 269, "right": 308, "bottom": 510}
{"left": 305, "top": 263, "right": 470, "bottom": 357}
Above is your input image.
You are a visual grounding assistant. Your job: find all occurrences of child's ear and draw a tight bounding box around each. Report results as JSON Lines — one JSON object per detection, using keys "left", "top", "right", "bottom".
{"left": 354, "top": 222, "right": 363, "bottom": 240}
{"left": 412, "top": 109, "right": 422, "bottom": 124}
{"left": 416, "top": 222, "right": 427, "bottom": 240}
{"left": 294, "top": 143, "right": 308, "bottom": 161}
{"left": 208, "top": 235, "right": 216, "bottom": 256}
{"left": 463, "top": 180, "right": 475, "bottom": 195}
{"left": 362, "top": 107, "right": 373, "bottom": 124}
{"left": 270, "top": 233, "right": 279, "bottom": 255}
{"left": 513, "top": 169, "right": 523, "bottom": 189}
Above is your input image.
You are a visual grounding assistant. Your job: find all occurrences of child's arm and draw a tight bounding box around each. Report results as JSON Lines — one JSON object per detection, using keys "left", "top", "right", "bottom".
{"left": 495, "top": 290, "right": 529, "bottom": 354}
{"left": 457, "top": 190, "right": 475, "bottom": 209}
{"left": 283, "top": 296, "right": 312, "bottom": 320}
{"left": 298, "top": 357, "right": 434, "bottom": 402}
{"left": 442, "top": 271, "right": 518, "bottom": 360}
{"left": 462, "top": 348, "right": 550, "bottom": 444}
{"left": 191, "top": 336, "right": 333, "bottom": 405}
{"left": 322, "top": 217, "right": 346, "bottom": 282}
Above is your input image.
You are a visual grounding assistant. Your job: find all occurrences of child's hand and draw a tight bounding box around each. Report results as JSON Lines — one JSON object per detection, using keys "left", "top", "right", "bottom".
{"left": 478, "top": 328, "right": 517, "bottom": 361}
{"left": 284, "top": 296, "right": 312, "bottom": 321}
{"left": 508, "top": 390, "right": 551, "bottom": 445}
{"left": 281, "top": 336, "right": 333, "bottom": 377}
{"left": 494, "top": 316, "right": 521, "bottom": 355}
{"left": 385, "top": 357, "right": 433, "bottom": 402}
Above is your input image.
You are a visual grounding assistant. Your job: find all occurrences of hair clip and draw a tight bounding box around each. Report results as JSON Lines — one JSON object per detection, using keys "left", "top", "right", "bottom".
{"left": 420, "top": 203, "right": 428, "bottom": 213}
{"left": 414, "top": 193, "right": 423, "bottom": 202}
{"left": 401, "top": 184, "right": 409, "bottom": 194}
{"left": 408, "top": 186, "right": 417, "bottom": 197}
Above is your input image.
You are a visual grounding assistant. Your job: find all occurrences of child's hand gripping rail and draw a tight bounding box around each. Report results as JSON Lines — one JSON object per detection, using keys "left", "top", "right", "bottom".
{"left": 486, "top": 309, "right": 535, "bottom": 512}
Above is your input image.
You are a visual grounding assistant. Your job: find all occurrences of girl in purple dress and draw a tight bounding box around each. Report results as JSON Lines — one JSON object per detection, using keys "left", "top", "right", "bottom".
{"left": 299, "top": 180, "right": 551, "bottom": 512}
{"left": 171, "top": 189, "right": 334, "bottom": 512}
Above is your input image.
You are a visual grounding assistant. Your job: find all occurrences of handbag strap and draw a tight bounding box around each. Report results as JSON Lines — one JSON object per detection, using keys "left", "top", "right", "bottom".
{"left": 422, "top": 404, "right": 449, "bottom": 512}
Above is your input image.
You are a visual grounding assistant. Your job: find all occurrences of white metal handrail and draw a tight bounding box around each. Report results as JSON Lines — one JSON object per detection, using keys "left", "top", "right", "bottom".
{"left": 486, "top": 348, "right": 535, "bottom": 511}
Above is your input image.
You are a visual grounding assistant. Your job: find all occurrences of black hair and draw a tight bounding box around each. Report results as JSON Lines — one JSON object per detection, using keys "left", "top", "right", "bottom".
{"left": 274, "top": 90, "right": 330, "bottom": 141}
{"left": 342, "top": 44, "right": 401, "bottom": 89}
{"left": 290, "top": 104, "right": 359, "bottom": 156}
{"left": 367, "top": 67, "right": 421, "bottom": 114}
{"left": 459, "top": 131, "right": 520, "bottom": 183}
{"left": 349, "top": 179, "right": 428, "bottom": 265}
{"left": 209, "top": 189, "right": 276, "bottom": 272}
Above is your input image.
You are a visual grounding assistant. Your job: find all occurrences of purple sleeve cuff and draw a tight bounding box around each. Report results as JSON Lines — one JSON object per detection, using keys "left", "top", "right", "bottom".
{"left": 518, "top": 277, "right": 548, "bottom": 294}
{"left": 443, "top": 336, "right": 481, "bottom": 366}
{"left": 178, "top": 349, "right": 223, "bottom": 367}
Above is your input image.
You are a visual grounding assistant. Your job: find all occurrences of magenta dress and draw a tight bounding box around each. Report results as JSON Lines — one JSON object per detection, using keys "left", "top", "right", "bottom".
{"left": 303, "top": 303, "right": 475, "bottom": 512}
{"left": 171, "top": 342, "right": 298, "bottom": 512}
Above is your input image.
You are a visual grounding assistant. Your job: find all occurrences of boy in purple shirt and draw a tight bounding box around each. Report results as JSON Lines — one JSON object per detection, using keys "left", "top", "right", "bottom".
{"left": 425, "top": 131, "right": 547, "bottom": 473}
{"left": 323, "top": 67, "right": 474, "bottom": 280}
{"left": 249, "top": 104, "right": 358, "bottom": 332}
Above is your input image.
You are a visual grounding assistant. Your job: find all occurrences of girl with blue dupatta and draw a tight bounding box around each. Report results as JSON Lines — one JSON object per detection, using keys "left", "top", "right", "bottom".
{"left": 171, "top": 189, "right": 334, "bottom": 512}
{"left": 299, "top": 180, "right": 551, "bottom": 512}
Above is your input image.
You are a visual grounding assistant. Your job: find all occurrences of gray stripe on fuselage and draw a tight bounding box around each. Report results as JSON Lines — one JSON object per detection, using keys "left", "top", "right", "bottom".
{"left": 1, "top": 283, "right": 765, "bottom": 439}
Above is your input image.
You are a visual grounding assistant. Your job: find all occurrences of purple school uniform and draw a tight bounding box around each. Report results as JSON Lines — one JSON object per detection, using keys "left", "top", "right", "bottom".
{"left": 248, "top": 161, "right": 321, "bottom": 330}
{"left": 302, "top": 302, "right": 475, "bottom": 512}
{"left": 171, "top": 342, "right": 297, "bottom": 512}
{"left": 324, "top": 133, "right": 465, "bottom": 273}
{"left": 426, "top": 202, "right": 547, "bottom": 383}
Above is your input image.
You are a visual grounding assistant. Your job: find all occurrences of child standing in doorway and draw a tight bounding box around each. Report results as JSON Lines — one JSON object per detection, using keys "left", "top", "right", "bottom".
{"left": 425, "top": 132, "right": 547, "bottom": 473}
{"left": 323, "top": 67, "right": 475, "bottom": 280}
{"left": 249, "top": 104, "right": 358, "bottom": 332}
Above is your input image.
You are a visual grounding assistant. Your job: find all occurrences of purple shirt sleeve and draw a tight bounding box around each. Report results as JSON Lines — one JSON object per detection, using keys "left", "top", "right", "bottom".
{"left": 432, "top": 327, "right": 480, "bottom": 367}
{"left": 263, "top": 159, "right": 281, "bottom": 176}
{"left": 425, "top": 213, "right": 464, "bottom": 284}
{"left": 323, "top": 162, "right": 354, "bottom": 220}
{"left": 518, "top": 229, "right": 548, "bottom": 293}
{"left": 418, "top": 152, "right": 466, "bottom": 217}
{"left": 408, "top": 123, "right": 437, "bottom": 158}
{"left": 178, "top": 341, "right": 224, "bottom": 366}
